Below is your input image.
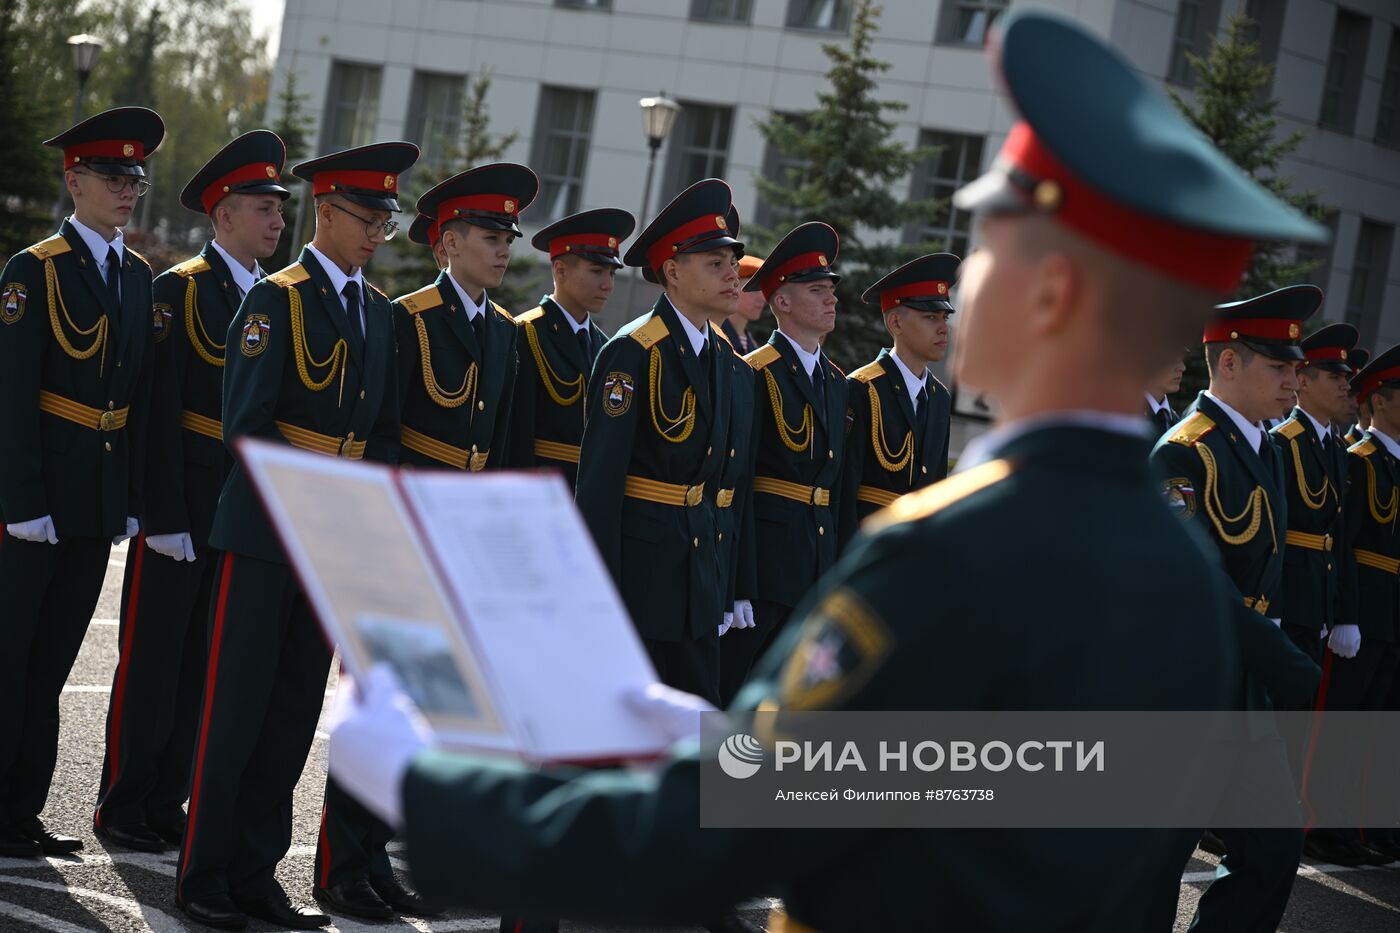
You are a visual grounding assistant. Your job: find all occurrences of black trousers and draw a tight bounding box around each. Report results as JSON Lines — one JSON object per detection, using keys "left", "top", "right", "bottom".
{"left": 315, "top": 773, "right": 395, "bottom": 888}
{"left": 95, "top": 534, "right": 215, "bottom": 830}
{"left": 0, "top": 532, "right": 111, "bottom": 826}
{"left": 177, "top": 552, "right": 332, "bottom": 903}
{"left": 644, "top": 630, "right": 721, "bottom": 707}
{"left": 718, "top": 599, "right": 792, "bottom": 707}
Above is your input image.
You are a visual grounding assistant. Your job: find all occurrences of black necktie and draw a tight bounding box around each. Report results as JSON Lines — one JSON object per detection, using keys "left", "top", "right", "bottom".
{"left": 812, "top": 360, "right": 826, "bottom": 409}
{"left": 576, "top": 326, "right": 592, "bottom": 365}
{"left": 106, "top": 246, "right": 122, "bottom": 315}
{"left": 341, "top": 282, "right": 365, "bottom": 363}
{"left": 916, "top": 385, "right": 928, "bottom": 413}
{"left": 470, "top": 311, "right": 485, "bottom": 351}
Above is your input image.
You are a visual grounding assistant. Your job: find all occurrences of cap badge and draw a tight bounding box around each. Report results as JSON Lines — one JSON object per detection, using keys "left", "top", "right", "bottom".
{"left": 1289, "top": 323, "right": 1300, "bottom": 340}
{"left": 1341, "top": 349, "right": 1348, "bottom": 360}
{"left": 818, "top": 254, "right": 828, "bottom": 266}
{"left": 715, "top": 215, "right": 727, "bottom": 229}
{"left": 608, "top": 236, "right": 618, "bottom": 248}
{"left": 504, "top": 199, "right": 516, "bottom": 214}
{"left": 265, "top": 165, "right": 277, "bottom": 178}
{"left": 382, "top": 175, "right": 394, "bottom": 190}
{"left": 122, "top": 143, "right": 135, "bottom": 157}
{"left": 938, "top": 283, "right": 948, "bottom": 295}
{"left": 1033, "top": 179, "right": 1062, "bottom": 211}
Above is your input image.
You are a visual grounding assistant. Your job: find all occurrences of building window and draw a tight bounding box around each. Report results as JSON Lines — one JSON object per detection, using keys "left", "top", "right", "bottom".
{"left": 555, "top": 0, "right": 611, "bottom": 9}
{"left": 691, "top": 0, "right": 753, "bottom": 23}
{"left": 786, "top": 0, "right": 853, "bottom": 32}
{"left": 1319, "top": 8, "right": 1371, "bottom": 134}
{"left": 937, "top": 0, "right": 1010, "bottom": 46}
{"left": 1292, "top": 210, "right": 1337, "bottom": 289}
{"left": 755, "top": 113, "right": 812, "bottom": 230}
{"left": 1345, "top": 220, "right": 1395, "bottom": 349}
{"left": 663, "top": 103, "right": 734, "bottom": 201}
{"left": 322, "top": 61, "right": 383, "bottom": 151}
{"left": 405, "top": 71, "right": 464, "bottom": 173}
{"left": 529, "top": 87, "right": 596, "bottom": 222}
{"left": 1377, "top": 29, "right": 1400, "bottom": 147}
{"left": 1242, "top": 0, "right": 1287, "bottom": 83}
{"left": 1167, "top": 0, "right": 1223, "bottom": 87}
{"left": 905, "top": 130, "right": 984, "bottom": 257}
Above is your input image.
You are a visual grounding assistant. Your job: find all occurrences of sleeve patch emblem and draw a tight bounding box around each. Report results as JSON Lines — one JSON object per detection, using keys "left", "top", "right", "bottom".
{"left": 602, "top": 371, "right": 634, "bottom": 417}
{"left": 152, "top": 303, "right": 172, "bottom": 342}
{"left": 1, "top": 283, "right": 26, "bottom": 324}
{"left": 1162, "top": 477, "right": 1196, "bottom": 519}
{"left": 780, "top": 587, "right": 893, "bottom": 711}
{"left": 241, "top": 313, "right": 271, "bottom": 357}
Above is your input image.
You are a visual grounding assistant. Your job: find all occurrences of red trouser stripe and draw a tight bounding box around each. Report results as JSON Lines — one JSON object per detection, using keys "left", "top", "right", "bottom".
{"left": 178, "top": 553, "right": 235, "bottom": 896}
{"left": 1300, "top": 649, "right": 1337, "bottom": 833}
{"left": 96, "top": 534, "right": 147, "bottom": 828}
{"left": 317, "top": 802, "right": 332, "bottom": 888}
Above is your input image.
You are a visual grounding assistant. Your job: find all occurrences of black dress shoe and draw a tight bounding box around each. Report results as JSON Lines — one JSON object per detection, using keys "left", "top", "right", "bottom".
{"left": 1359, "top": 841, "right": 1398, "bottom": 865}
{"left": 313, "top": 879, "right": 394, "bottom": 920}
{"left": 1363, "top": 836, "right": 1400, "bottom": 863}
{"left": 370, "top": 872, "right": 443, "bottom": 917}
{"left": 1304, "top": 835, "right": 1373, "bottom": 867}
{"left": 179, "top": 894, "right": 248, "bottom": 930}
{"left": 17, "top": 818, "right": 82, "bottom": 855}
{"left": 148, "top": 812, "right": 187, "bottom": 847}
{"left": 232, "top": 893, "right": 330, "bottom": 929}
{"left": 1197, "top": 829, "right": 1227, "bottom": 857}
{"left": 0, "top": 824, "right": 41, "bottom": 858}
{"left": 95, "top": 820, "right": 168, "bottom": 853}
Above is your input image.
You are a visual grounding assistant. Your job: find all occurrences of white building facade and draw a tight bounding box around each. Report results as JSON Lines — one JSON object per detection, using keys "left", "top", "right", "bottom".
{"left": 270, "top": 0, "right": 1399, "bottom": 362}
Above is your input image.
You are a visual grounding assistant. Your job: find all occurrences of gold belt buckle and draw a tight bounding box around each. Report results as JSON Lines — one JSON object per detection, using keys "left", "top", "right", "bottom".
{"left": 1324, "top": 534, "right": 1333, "bottom": 551}
{"left": 338, "top": 431, "right": 356, "bottom": 458}
{"left": 98, "top": 410, "right": 117, "bottom": 432}
{"left": 685, "top": 484, "right": 704, "bottom": 507}
{"left": 469, "top": 451, "right": 489, "bottom": 471}
{"left": 811, "top": 487, "right": 829, "bottom": 507}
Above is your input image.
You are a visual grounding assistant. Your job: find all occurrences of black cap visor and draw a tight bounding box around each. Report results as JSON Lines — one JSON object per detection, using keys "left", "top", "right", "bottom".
{"left": 1238, "top": 337, "right": 1306, "bottom": 362}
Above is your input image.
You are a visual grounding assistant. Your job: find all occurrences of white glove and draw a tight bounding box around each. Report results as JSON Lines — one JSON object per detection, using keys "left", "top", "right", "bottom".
{"left": 719, "top": 613, "right": 732, "bottom": 637}
{"left": 623, "top": 682, "right": 718, "bottom": 744}
{"left": 733, "top": 599, "right": 756, "bottom": 629}
{"left": 327, "top": 664, "right": 432, "bottom": 829}
{"left": 7, "top": 515, "right": 57, "bottom": 544}
{"left": 146, "top": 532, "right": 196, "bottom": 562}
{"left": 113, "top": 516, "right": 138, "bottom": 546}
{"left": 1328, "top": 624, "right": 1361, "bottom": 659}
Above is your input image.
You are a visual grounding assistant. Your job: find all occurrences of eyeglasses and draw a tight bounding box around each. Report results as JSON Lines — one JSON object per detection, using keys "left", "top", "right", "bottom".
{"left": 328, "top": 201, "right": 399, "bottom": 241}
{"left": 73, "top": 169, "right": 151, "bottom": 197}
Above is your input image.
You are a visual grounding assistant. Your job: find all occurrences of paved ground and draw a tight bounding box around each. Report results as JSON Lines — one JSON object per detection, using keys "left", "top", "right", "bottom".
{"left": 1, "top": 542, "right": 1398, "bottom": 931}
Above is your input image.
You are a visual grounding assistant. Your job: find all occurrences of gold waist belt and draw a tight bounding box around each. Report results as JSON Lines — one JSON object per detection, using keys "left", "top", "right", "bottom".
{"left": 39, "top": 390, "right": 128, "bottom": 431}
{"left": 856, "top": 485, "right": 900, "bottom": 508}
{"left": 1285, "top": 529, "right": 1334, "bottom": 552}
{"left": 754, "top": 475, "right": 830, "bottom": 507}
{"left": 1355, "top": 549, "right": 1400, "bottom": 575}
{"left": 276, "top": 420, "right": 366, "bottom": 459}
{"left": 533, "top": 439, "right": 580, "bottom": 464}
{"left": 401, "top": 425, "right": 487, "bottom": 471}
{"left": 624, "top": 475, "right": 705, "bottom": 507}
{"left": 181, "top": 410, "right": 223, "bottom": 441}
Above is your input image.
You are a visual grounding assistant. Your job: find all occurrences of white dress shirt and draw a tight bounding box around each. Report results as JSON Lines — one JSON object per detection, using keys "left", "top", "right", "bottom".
{"left": 446, "top": 274, "right": 488, "bottom": 323}
{"left": 889, "top": 351, "right": 931, "bottom": 413}
{"left": 549, "top": 295, "right": 590, "bottom": 335}
{"left": 1371, "top": 426, "right": 1400, "bottom": 461}
{"left": 1299, "top": 407, "right": 1332, "bottom": 445}
{"left": 1204, "top": 390, "right": 1265, "bottom": 455}
{"left": 1146, "top": 393, "right": 1173, "bottom": 416}
{"left": 665, "top": 295, "right": 710, "bottom": 358}
{"left": 305, "top": 243, "right": 365, "bottom": 333}
{"left": 69, "top": 215, "right": 124, "bottom": 281}
{"left": 210, "top": 240, "right": 263, "bottom": 300}
{"left": 777, "top": 329, "right": 822, "bottom": 379}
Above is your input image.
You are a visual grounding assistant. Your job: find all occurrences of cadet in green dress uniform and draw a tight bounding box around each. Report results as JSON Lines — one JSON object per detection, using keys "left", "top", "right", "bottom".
{"left": 1340, "top": 347, "right": 1371, "bottom": 445}
{"left": 390, "top": 163, "right": 533, "bottom": 472}
{"left": 1270, "top": 319, "right": 1356, "bottom": 669}
{"left": 176, "top": 141, "right": 416, "bottom": 931}
{"left": 0, "top": 107, "right": 164, "bottom": 858}
{"left": 95, "top": 131, "right": 290, "bottom": 855}
{"left": 837, "top": 253, "right": 956, "bottom": 546}
{"left": 407, "top": 212, "right": 447, "bottom": 270}
{"left": 575, "top": 179, "right": 741, "bottom": 704}
{"left": 506, "top": 208, "right": 634, "bottom": 486}
{"left": 1146, "top": 351, "right": 1186, "bottom": 438}
{"left": 1152, "top": 287, "right": 1317, "bottom": 933}
{"left": 1305, "top": 344, "right": 1400, "bottom": 866}
{"left": 729, "top": 222, "right": 847, "bottom": 689}
{"left": 321, "top": 13, "right": 1329, "bottom": 930}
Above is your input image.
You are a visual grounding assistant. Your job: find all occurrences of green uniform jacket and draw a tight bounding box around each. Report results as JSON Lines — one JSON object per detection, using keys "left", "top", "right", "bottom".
{"left": 837, "top": 348, "right": 950, "bottom": 547}
{"left": 504, "top": 296, "right": 607, "bottom": 488}
{"left": 392, "top": 271, "right": 517, "bottom": 472}
{"left": 1269, "top": 408, "right": 1351, "bottom": 633}
{"left": 1342, "top": 432, "right": 1400, "bottom": 643}
{"left": 744, "top": 332, "right": 848, "bottom": 610}
{"left": 575, "top": 295, "right": 732, "bottom": 642}
{"left": 209, "top": 247, "right": 400, "bottom": 563}
{"left": 400, "top": 426, "right": 1257, "bottom": 930}
{"left": 140, "top": 243, "right": 240, "bottom": 543}
{"left": 713, "top": 330, "right": 757, "bottom": 607}
{"left": 0, "top": 220, "right": 154, "bottom": 535}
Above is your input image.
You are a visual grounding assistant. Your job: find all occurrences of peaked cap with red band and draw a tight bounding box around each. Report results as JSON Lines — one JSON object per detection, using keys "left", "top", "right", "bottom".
{"left": 953, "top": 10, "right": 1327, "bottom": 294}
{"left": 1347, "top": 348, "right": 1372, "bottom": 394}
{"left": 44, "top": 106, "right": 165, "bottom": 178}
{"left": 179, "top": 130, "right": 290, "bottom": 215}
{"left": 742, "top": 222, "right": 839, "bottom": 301}
{"left": 1203, "top": 285, "right": 1320, "bottom": 361}
{"left": 531, "top": 207, "right": 636, "bottom": 269}
{"left": 408, "top": 213, "right": 440, "bottom": 249}
{"left": 1353, "top": 344, "right": 1400, "bottom": 406}
{"left": 1299, "top": 321, "right": 1358, "bottom": 375}
{"left": 862, "top": 253, "right": 960, "bottom": 314}
{"left": 416, "top": 162, "right": 538, "bottom": 239}
{"left": 293, "top": 141, "right": 420, "bottom": 213}
{"left": 623, "top": 178, "right": 742, "bottom": 277}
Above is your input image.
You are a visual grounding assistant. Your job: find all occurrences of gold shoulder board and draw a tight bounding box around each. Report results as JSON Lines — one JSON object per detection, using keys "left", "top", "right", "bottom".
{"left": 1273, "top": 419, "right": 1305, "bottom": 440}
{"left": 395, "top": 283, "right": 443, "bottom": 315}
{"left": 366, "top": 281, "right": 388, "bottom": 300}
{"left": 26, "top": 234, "right": 72, "bottom": 261}
{"left": 126, "top": 247, "right": 149, "bottom": 267}
{"left": 490, "top": 300, "right": 515, "bottom": 323}
{"left": 169, "top": 256, "right": 211, "bottom": 278}
{"left": 850, "top": 361, "right": 884, "bottom": 384}
{"left": 1167, "top": 411, "right": 1215, "bottom": 447}
{"left": 865, "top": 458, "right": 1016, "bottom": 532}
{"left": 629, "top": 314, "right": 670, "bottom": 349}
{"left": 267, "top": 263, "right": 310, "bottom": 288}
{"left": 515, "top": 306, "right": 546, "bottom": 325}
{"left": 1350, "top": 439, "right": 1378, "bottom": 457}
{"left": 713, "top": 325, "right": 734, "bottom": 348}
{"left": 744, "top": 343, "right": 781, "bottom": 371}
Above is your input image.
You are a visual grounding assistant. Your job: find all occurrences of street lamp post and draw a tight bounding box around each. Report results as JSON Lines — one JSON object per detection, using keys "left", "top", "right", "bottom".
{"left": 637, "top": 92, "right": 681, "bottom": 233}
{"left": 67, "top": 34, "right": 103, "bottom": 126}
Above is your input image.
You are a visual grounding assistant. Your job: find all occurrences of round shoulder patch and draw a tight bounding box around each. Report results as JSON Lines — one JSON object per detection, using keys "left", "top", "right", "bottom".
{"left": 241, "top": 313, "right": 271, "bottom": 357}
{"left": 152, "top": 303, "right": 173, "bottom": 342}
{"left": 1161, "top": 476, "right": 1196, "bottom": 519}
{"left": 602, "top": 370, "right": 634, "bottom": 417}
{"left": 1, "top": 282, "right": 27, "bottom": 324}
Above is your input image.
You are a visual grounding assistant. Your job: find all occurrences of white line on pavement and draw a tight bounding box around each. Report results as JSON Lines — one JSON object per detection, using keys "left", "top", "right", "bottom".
{"left": 91, "top": 617, "right": 118, "bottom": 626}
{"left": 0, "top": 876, "right": 187, "bottom": 932}
{"left": 60, "top": 685, "right": 110, "bottom": 693}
